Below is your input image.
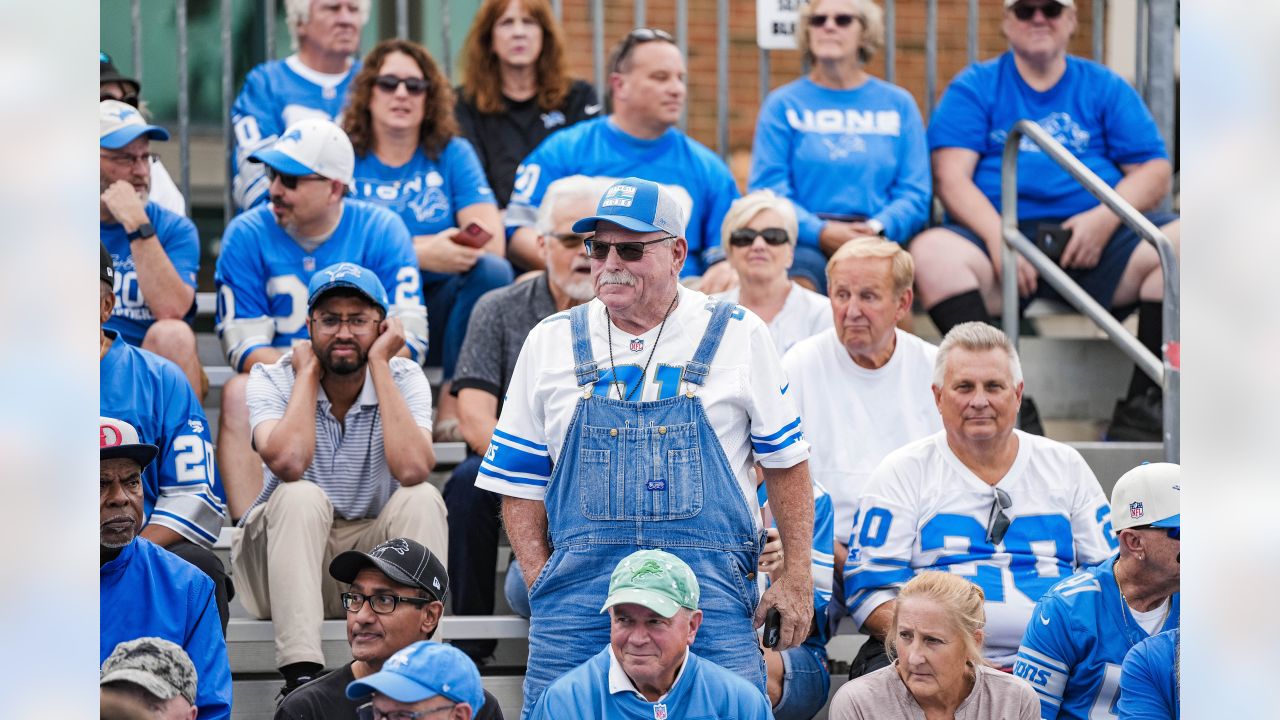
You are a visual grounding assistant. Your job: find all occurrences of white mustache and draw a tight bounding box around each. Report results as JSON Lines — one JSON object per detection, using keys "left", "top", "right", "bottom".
{"left": 598, "top": 271, "right": 637, "bottom": 286}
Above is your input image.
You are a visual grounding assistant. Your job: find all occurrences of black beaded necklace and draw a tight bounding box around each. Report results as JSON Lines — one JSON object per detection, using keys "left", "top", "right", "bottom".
{"left": 604, "top": 291, "right": 680, "bottom": 401}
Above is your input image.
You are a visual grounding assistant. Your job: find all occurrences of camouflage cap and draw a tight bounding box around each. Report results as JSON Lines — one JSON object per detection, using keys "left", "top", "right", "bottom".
{"left": 100, "top": 637, "right": 197, "bottom": 705}
{"left": 600, "top": 549, "right": 700, "bottom": 619}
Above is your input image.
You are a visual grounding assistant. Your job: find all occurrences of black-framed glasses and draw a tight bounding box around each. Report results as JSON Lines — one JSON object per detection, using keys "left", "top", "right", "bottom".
{"left": 729, "top": 227, "right": 790, "bottom": 247}
{"left": 549, "top": 231, "right": 589, "bottom": 248}
{"left": 313, "top": 314, "right": 378, "bottom": 336}
{"left": 267, "top": 166, "right": 329, "bottom": 190}
{"left": 373, "top": 74, "right": 429, "bottom": 96}
{"left": 584, "top": 235, "right": 676, "bottom": 262}
{"left": 612, "top": 27, "right": 676, "bottom": 72}
{"left": 100, "top": 151, "right": 159, "bottom": 168}
{"left": 1011, "top": 2, "right": 1066, "bottom": 21}
{"left": 356, "top": 703, "right": 456, "bottom": 720}
{"left": 341, "top": 592, "right": 433, "bottom": 615}
{"left": 809, "top": 13, "right": 858, "bottom": 28}
{"left": 986, "top": 487, "right": 1012, "bottom": 545}
{"left": 1131, "top": 524, "right": 1180, "bottom": 540}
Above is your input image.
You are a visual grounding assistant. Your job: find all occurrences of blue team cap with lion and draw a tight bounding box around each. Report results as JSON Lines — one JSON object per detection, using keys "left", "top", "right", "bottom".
{"left": 572, "top": 176, "right": 686, "bottom": 237}
{"left": 100, "top": 100, "right": 169, "bottom": 149}
{"left": 250, "top": 117, "right": 354, "bottom": 186}
{"left": 307, "top": 262, "right": 389, "bottom": 314}
{"left": 346, "top": 641, "right": 485, "bottom": 711}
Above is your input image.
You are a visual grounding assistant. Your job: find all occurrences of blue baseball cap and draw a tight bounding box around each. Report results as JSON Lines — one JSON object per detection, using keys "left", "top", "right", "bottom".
{"left": 345, "top": 641, "right": 485, "bottom": 711}
{"left": 307, "top": 262, "right": 389, "bottom": 314}
{"left": 250, "top": 117, "right": 355, "bottom": 186}
{"left": 100, "top": 100, "right": 169, "bottom": 149}
{"left": 572, "top": 176, "right": 686, "bottom": 237}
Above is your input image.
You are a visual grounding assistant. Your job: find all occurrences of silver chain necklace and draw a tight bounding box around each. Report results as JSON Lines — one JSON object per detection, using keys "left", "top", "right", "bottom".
{"left": 604, "top": 292, "right": 679, "bottom": 402}
{"left": 1115, "top": 562, "right": 1171, "bottom": 649}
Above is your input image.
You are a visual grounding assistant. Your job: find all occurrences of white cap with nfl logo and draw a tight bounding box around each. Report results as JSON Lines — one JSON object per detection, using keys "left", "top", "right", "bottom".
{"left": 249, "top": 117, "right": 354, "bottom": 186}
{"left": 1110, "top": 462, "right": 1180, "bottom": 531}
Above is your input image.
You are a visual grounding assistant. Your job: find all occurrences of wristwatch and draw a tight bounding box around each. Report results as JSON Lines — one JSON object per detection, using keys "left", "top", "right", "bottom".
{"left": 127, "top": 223, "right": 156, "bottom": 241}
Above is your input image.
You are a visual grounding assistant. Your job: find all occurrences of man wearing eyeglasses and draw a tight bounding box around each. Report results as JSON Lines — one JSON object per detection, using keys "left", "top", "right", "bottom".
{"left": 844, "top": 322, "right": 1115, "bottom": 675}
{"left": 276, "top": 538, "right": 503, "bottom": 719}
{"left": 442, "top": 175, "right": 607, "bottom": 664}
{"left": 100, "top": 51, "right": 186, "bottom": 217}
{"left": 1014, "top": 462, "right": 1179, "bottom": 719}
{"left": 503, "top": 27, "right": 740, "bottom": 292}
{"left": 214, "top": 117, "right": 427, "bottom": 523}
{"left": 478, "top": 176, "right": 814, "bottom": 716}
{"left": 346, "top": 641, "right": 489, "bottom": 720}
{"left": 232, "top": 0, "right": 370, "bottom": 211}
{"left": 100, "top": 100, "right": 204, "bottom": 398}
{"left": 230, "top": 262, "right": 445, "bottom": 699}
{"left": 912, "top": 0, "right": 1179, "bottom": 443}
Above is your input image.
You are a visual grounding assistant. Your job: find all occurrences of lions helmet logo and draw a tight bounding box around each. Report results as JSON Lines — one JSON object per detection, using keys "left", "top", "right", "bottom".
{"left": 373, "top": 538, "right": 411, "bottom": 557}
{"left": 631, "top": 560, "right": 665, "bottom": 581}
{"left": 322, "top": 262, "right": 363, "bottom": 282}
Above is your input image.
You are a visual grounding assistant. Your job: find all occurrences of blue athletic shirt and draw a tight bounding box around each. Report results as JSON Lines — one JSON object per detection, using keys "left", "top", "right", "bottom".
{"left": 351, "top": 139, "right": 495, "bottom": 237}
{"left": 1117, "top": 628, "right": 1179, "bottom": 719}
{"left": 1014, "top": 557, "right": 1179, "bottom": 719}
{"left": 505, "top": 117, "right": 740, "bottom": 276}
{"left": 101, "top": 331, "right": 226, "bottom": 546}
{"left": 231, "top": 56, "right": 359, "bottom": 210}
{"left": 101, "top": 201, "right": 200, "bottom": 345}
{"left": 928, "top": 52, "right": 1168, "bottom": 221}
{"left": 757, "top": 480, "right": 835, "bottom": 630}
{"left": 214, "top": 200, "right": 427, "bottom": 369}
{"left": 748, "top": 75, "right": 931, "bottom": 245}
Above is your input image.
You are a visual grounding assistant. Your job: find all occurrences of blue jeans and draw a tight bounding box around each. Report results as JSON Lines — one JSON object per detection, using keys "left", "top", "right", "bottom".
{"left": 422, "top": 254, "right": 513, "bottom": 378}
{"left": 442, "top": 454, "right": 503, "bottom": 661}
{"left": 504, "top": 555, "right": 531, "bottom": 619}
{"left": 773, "top": 637, "right": 831, "bottom": 720}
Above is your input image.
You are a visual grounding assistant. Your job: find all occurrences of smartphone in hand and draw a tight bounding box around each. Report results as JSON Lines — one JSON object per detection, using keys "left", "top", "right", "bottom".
{"left": 763, "top": 607, "right": 781, "bottom": 649}
{"left": 453, "top": 221, "right": 492, "bottom": 248}
{"left": 1034, "top": 223, "right": 1072, "bottom": 265}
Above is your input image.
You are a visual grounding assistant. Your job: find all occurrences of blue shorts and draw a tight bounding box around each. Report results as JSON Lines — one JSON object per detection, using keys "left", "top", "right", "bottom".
{"left": 773, "top": 636, "right": 831, "bottom": 720}
{"left": 939, "top": 210, "right": 1178, "bottom": 310}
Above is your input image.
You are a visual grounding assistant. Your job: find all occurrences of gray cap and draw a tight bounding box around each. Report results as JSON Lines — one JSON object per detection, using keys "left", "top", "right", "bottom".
{"left": 100, "top": 637, "right": 197, "bottom": 706}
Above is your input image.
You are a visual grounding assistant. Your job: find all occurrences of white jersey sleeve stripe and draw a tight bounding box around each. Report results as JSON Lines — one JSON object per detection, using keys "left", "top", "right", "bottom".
{"left": 751, "top": 416, "right": 801, "bottom": 442}
{"left": 478, "top": 463, "right": 551, "bottom": 488}
{"left": 492, "top": 428, "right": 549, "bottom": 453}
{"left": 149, "top": 508, "right": 221, "bottom": 545}
{"left": 1016, "top": 646, "right": 1070, "bottom": 673}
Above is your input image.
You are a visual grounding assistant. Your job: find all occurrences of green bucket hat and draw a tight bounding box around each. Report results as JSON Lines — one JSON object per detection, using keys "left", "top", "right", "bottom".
{"left": 600, "top": 549, "right": 700, "bottom": 618}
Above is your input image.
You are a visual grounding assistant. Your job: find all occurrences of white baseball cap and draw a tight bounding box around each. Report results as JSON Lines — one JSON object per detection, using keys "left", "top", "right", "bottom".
{"left": 249, "top": 117, "right": 354, "bottom": 186}
{"left": 1004, "top": 0, "right": 1075, "bottom": 7}
{"left": 1111, "top": 462, "right": 1180, "bottom": 531}
{"left": 100, "top": 100, "right": 169, "bottom": 149}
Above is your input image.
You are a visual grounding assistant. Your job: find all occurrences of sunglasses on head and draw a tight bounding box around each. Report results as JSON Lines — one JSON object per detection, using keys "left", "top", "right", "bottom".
{"left": 809, "top": 13, "right": 858, "bottom": 28}
{"left": 1011, "top": 2, "right": 1065, "bottom": 21}
{"left": 266, "top": 166, "right": 328, "bottom": 190}
{"left": 373, "top": 74, "right": 429, "bottom": 96}
{"left": 986, "top": 487, "right": 1013, "bottom": 545}
{"left": 729, "top": 227, "right": 790, "bottom": 247}
{"left": 613, "top": 27, "right": 676, "bottom": 72}
{"left": 584, "top": 235, "right": 675, "bottom": 262}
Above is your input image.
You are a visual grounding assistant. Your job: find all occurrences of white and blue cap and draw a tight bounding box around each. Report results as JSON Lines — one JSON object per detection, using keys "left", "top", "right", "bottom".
{"left": 346, "top": 641, "right": 485, "bottom": 711}
{"left": 249, "top": 117, "right": 354, "bottom": 186}
{"left": 572, "top": 176, "right": 686, "bottom": 237}
{"left": 307, "top": 262, "right": 389, "bottom": 314}
{"left": 1111, "top": 461, "right": 1180, "bottom": 531}
{"left": 100, "top": 100, "right": 169, "bottom": 149}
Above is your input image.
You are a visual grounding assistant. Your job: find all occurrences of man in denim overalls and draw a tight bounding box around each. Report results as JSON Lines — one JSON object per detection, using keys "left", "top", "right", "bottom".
{"left": 475, "top": 177, "right": 816, "bottom": 717}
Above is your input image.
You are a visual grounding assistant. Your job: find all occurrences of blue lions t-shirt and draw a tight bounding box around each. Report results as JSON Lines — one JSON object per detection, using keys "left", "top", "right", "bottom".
{"left": 350, "top": 139, "right": 495, "bottom": 237}
{"left": 929, "top": 52, "right": 1168, "bottom": 221}
{"left": 101, "top": 202, "right": 200, "bottom": 345}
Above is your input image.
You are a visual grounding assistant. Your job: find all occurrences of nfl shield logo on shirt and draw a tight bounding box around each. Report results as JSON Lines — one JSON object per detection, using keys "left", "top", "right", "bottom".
{"left": 652, "top": 704, "right": 667, "bottom": 720}
{"left": 1129, "top": 501, "right": 1144, "bottom": 520}
{"left": 630, "top": 338, "right": 644, "bottom": 352}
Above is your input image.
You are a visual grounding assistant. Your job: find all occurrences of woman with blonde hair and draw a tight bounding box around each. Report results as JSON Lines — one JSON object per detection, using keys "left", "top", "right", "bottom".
{"left": 830, "top": 572, "right": 1039, "bottom": 719}
{"left": 455, "top": 0, "right": 599, "bottom": 208}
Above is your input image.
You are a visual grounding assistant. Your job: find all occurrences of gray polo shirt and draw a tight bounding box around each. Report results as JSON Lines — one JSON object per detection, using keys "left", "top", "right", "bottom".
{"left": 451, "top": 274, "right": 558, "bottom": 409}
{"left": 243, "top": 353, "right": 433, "bottom": 522}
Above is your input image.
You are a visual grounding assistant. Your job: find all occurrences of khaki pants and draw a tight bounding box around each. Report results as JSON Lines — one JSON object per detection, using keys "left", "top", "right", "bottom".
{"left": 231, "top": 480, "right": 448, "bottom": 667}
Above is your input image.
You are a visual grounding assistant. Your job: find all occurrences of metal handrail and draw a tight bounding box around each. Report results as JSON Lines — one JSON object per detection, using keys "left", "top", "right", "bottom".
{"left": 1000, "top": 119, "right": 1179, "bottom": 461}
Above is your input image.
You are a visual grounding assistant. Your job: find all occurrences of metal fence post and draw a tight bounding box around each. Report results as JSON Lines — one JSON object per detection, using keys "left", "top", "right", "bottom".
{"left": 884, "top": 0, "right": 895, "bottom": 84}
{"left": 716, "top": 0, "right": 728, "bottom": 157}
{"left": 592, "top": 0, "right": 605, "bottom": 101}
{"left": 925, "top": 0, "right": 937, "bottom": 118}
{"left": 266, "top": 0, "right": 277, "bottom": 60}
{"left": 222, "top": 0, "right": 233, "bottom": 228}
{"left": 177, "top": 0, "right": 190, "bottom": 214}
{"left": 967, "top": 0, "right": 978, "bottom": 65}
{"left": 131, "top": 0, "right": 143, "bottom": 85}
{"left": 1093, "top": 0, "right": 1105, "bottom": 62}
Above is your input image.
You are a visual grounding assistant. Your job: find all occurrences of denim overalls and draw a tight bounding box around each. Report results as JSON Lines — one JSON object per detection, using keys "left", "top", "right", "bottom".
{"left": 521, "top": 301, "right": 767, "bottom": 717}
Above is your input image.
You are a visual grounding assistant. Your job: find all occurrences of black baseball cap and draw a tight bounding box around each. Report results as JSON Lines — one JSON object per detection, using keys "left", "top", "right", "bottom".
{"left": 101, "top": 243, "right": 115, "bottom": 284}
{"left": 100, "top": 51, "right": 140, "bottom": 94}
{"left": 330, "top": 538, "right": 449, "bottom": 603}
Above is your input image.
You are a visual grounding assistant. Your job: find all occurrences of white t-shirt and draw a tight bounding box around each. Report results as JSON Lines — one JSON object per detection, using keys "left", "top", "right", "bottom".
{"left": 716, "top": 282, "right": 831, "bottom": 356}
{"left": 781, "top": 328, "right": 942, "bottom": 542}
{"left": 476, "top": 286, "right": 810, "bottom": 528}
{"left": 845, "top": 430, "right": 1116, "bottom": 666}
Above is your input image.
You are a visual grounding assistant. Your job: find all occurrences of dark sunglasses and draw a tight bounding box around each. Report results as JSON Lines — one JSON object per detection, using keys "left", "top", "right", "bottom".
{"left": 267, "top": 166, "right": 328, "bottom": 190}
{"left": 101, "top": 92, "right": 140, "bottom": 108}
{"left": 373, "top": 74, "right": 429, "bottom": 96}
{"left": 1131, "top": 524, "right": 1180, "bottom": 540}
{"left": 1011, "top": 2, "right": 1065, "bottom": 21}
{"left": 986, "top": 487, "right": 1013, "bottom": 545}
{"left": 613, "top": 27, "right": 676, "bottom": 73}
{"left": 584, "top": 235, "right": 675, "bottom": 262}
{"left": 809, "top": 13, "right": 858, "bottom": 28}
{"left": 729, "top": 227, "right": 791, "bottom": 247}
{"left": 549, "top": 232, "right": 588, "bottom": 248}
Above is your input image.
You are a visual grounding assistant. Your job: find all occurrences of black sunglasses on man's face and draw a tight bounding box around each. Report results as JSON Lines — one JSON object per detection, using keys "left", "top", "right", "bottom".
{"left": 1011, "top": 2, "right": 1066, "bottom": 21}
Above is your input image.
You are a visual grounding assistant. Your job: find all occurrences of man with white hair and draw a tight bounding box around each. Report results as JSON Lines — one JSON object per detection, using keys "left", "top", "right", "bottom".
{"left": 843, "top": 322, "right": 1116, "bottom": 674}
{"left": 442, "top": 175, "right": 607, "bottom": 663}
{"left": 478, "top": 176, "right": 813, "bottom": 715}
{"left": 232, "top": 0, "right": 370, "bottom": 210}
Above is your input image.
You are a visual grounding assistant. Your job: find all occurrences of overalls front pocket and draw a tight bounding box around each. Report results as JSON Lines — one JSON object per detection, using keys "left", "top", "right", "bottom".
{"left": 578, "top": 420, "right": 703, "bottom": 522}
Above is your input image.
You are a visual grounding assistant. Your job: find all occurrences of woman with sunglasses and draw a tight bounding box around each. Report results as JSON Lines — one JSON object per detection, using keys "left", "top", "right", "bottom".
{"left": 455, "top": 0, "right": 600, "bottom": 209}
{"left": 344, "top": 39, "right": 512, "bottom": 442}
{"left": 748, "top": 0, "right": 930, "bottom": 295}
{"left": 713, "top": 191, "right": 829, "bottom": 357}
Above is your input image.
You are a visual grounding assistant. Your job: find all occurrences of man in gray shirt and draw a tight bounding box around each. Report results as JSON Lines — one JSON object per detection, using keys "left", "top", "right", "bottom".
{"left": 443, "top": 176, "right": 606, "bottom": 663}
{"left": 233, "top": 261, "right": 446, "bottom": 697}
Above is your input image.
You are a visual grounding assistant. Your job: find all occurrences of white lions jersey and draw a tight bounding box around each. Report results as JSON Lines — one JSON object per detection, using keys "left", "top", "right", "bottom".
{"left": 715, "top": 282, "right": 831, "bottom": 356}
{"left": 475, "top": 285, "right": 810, "bottom": 528}
{"left": 844, "top": 430, "right": 1117, "bottom": 666}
